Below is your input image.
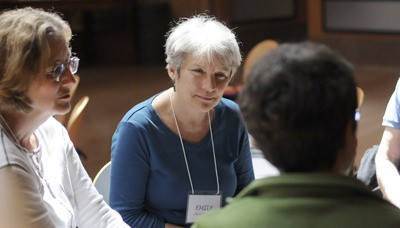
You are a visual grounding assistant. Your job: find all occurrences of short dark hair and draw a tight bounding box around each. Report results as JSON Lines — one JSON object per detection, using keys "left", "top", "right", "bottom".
{"left": 238, "top": 42, "right": 358, "bottom": 172}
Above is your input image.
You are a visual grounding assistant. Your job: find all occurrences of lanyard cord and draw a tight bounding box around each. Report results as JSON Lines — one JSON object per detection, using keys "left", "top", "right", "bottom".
{"left": 208, "top": 111, "right": 220, "bottom": 194}
{"left": 169, "top": 94, "right": 220, "bottom": 195}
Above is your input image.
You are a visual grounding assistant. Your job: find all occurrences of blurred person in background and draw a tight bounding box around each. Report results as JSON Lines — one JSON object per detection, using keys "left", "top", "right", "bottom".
{"left": 376, "top": 77, "right": 400, "bottom": 208}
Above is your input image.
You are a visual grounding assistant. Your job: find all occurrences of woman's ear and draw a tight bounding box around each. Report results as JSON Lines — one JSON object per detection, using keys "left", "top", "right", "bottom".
{"left": 229, "top": 70, "right": 234, "bottom": 83}
{"left": 167, "top": 64, "right": 177, "bottom": 80}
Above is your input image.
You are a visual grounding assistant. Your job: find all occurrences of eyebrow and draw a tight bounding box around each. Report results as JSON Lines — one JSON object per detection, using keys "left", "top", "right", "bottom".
{"left": 190, "top": 63, "right": 230, "bottom": 72}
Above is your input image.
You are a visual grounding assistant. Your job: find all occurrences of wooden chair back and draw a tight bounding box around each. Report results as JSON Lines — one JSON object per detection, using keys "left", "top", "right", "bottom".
{"left": 357, "top": 87, "right": 365, "bottom": 109}
{"left": 93, "top": 161, "right": 111, "bottom": 204}
{"left": 242, "top": 39, "right": 279, "bottom": 84}
{"left": 67, "top": 96, "right": 89, "bottom": 144}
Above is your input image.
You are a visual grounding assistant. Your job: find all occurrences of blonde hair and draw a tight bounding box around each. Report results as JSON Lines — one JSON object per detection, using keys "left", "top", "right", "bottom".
{"left": 0, "top": 7, "right": 72, "bottom": 112}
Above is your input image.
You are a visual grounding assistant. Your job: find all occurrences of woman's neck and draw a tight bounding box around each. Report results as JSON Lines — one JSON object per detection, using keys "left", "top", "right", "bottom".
{"left": 170, "top": 90, "right": 210, "bottom": 124}
{"left": 0, "top": 110, "right": 42, "bottom": 152}
{"left": 169, "top": 91, "right": 212, "bottom": 143}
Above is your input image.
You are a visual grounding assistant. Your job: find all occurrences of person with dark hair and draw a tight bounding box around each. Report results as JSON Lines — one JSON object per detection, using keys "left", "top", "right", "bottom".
{"left": 0, "top": 7, "right": 128, "bottom": 227}
{"left": 110, "top": 14, "right": 254, "bottom": 227}
{"left": 192, "top": 42, "right": 400, "bottom": 227}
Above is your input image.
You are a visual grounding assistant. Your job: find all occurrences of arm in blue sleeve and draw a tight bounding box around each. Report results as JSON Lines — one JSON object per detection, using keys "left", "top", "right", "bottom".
{"left": 234, "top": 124, "right": 255, "bottom": 195}
{"left": 110, "top": 121, "right": 165, "bottom": 228}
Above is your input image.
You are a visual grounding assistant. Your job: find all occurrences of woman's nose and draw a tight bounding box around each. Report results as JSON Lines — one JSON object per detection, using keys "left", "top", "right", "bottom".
{"left": 61, "top": 68, "right": 77, "bottom": 86}
{"left": 204, "top": 76, "right": 216, "bottom": 92}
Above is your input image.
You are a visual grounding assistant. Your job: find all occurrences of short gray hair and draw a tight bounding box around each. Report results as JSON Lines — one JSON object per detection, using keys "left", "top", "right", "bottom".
{"left": 165, "top": 14, "right": 242, "bottom": 77}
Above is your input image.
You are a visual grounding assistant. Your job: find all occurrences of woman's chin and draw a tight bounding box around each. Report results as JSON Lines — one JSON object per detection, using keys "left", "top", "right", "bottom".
{"left": 54, "top": 103, "right": 72, "bottom": 116}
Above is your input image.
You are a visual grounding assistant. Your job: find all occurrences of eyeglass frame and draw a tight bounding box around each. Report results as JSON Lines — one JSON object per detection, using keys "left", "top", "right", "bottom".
{"left": 47, "top": 56, "right": 80, "bottom": 82}
{"left": 355, "top": 109, "right": 361, "bottom": 121}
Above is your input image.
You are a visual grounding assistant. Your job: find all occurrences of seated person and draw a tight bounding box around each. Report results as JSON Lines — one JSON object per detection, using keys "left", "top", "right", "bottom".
{"left": 110, "top": 14, "right": 254, "bottom": 228}
{"left": 192, "top": 42, "right": 400, "bottom": 227}
{"left": 0, "top": 7, "right": 128, "bottom": 227}
{"left": 376, "top": 77, "right": 400, "bottom": 208}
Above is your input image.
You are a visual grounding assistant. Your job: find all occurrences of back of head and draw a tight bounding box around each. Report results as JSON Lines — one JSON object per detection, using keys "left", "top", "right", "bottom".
{"left": 0, "top": 7, "right": 72, "bottom": 112}
{"left": 238, "top": 42, "right": 358, "bottom": 172}
{"left": 164, "top": 14, "right": 241, "bottom": 76}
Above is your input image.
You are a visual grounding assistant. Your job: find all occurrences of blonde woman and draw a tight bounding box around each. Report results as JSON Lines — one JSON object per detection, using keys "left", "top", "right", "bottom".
{"left": 0, "top": 7, "right": 128, "bottom": 227}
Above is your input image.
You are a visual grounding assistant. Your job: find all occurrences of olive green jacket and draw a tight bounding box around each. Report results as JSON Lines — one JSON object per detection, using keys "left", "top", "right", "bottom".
{"left": 192, "top": 173, "right": 400, "bottom": 228}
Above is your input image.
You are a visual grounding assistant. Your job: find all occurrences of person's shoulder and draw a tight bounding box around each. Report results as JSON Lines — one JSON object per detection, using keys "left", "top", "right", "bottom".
{"left": 193, "top": 196, "right": 261, "bottom": 228}
{"left": 0, "top": 137, "right": 33, "bottom": 176}
{"left": 218, "top": 98, "right": 240, "bottom": 113}
{"left": 219, "top": 97, "right": 239, "bottom": 107}
{"left": 121, "top": 95, "right": 156, "bottom": 123}
{"left": 343, "top": 201, "right": 400, "bottom": 227}
{"left": 37, "top": 116, "right": 66, "bottom": 137}
{"left": 36, "top": 116, "right": 67, "bottom": 138}
{"left": 193, "top": 180, "right": 265, "bottom": 227}
{"left": 44, "top": 116, "right": 64, "bottom": 127}
{"left": 193, "top": 191, "right": 400, "bottom": 228}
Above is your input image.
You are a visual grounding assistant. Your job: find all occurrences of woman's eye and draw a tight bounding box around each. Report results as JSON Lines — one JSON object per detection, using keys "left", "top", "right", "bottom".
{"left": 192, "top": 69, "right": 204, "bottom": 74}
{"left": 215, "top": 73, "right": 228, "bottom": 81}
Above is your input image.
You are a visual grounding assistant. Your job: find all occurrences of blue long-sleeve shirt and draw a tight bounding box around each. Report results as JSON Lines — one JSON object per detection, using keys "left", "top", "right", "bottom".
{"left": 110, "top": 94, "right": 254, "bottom": 227}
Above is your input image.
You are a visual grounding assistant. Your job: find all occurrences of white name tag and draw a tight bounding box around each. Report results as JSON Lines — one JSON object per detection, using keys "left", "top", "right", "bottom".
{"left": 185, "top": 194, "right": 222, "bottom": 224}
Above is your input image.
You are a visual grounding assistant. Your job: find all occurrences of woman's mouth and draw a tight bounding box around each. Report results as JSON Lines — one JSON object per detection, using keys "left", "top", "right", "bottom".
{"left": 197, "top": 95, "right": 215, "bottom": 101}
{"left": 58, "top": 93, "right": 71, "bottom": 100}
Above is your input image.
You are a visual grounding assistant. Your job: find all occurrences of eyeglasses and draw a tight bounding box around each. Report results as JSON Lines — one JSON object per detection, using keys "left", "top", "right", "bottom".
{"left": 47, "top": 56, "right": 80, "bottom": 82}
{"left": 355, "top": 109, "right": 361, "bottom": 121}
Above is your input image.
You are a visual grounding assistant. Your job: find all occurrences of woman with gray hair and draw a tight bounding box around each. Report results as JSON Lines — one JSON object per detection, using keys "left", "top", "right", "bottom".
{"left": 0, "top": 7, "right": 128, "bottom": 227}
{"left": 111, "top": 14, "right": 254, "bottom": 227}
